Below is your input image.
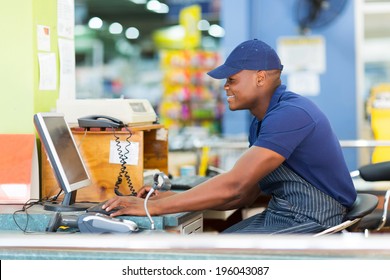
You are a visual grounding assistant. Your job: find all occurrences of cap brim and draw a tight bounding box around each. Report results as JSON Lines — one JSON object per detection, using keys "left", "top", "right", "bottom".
{"left": 207, "top": 64, "right": 241, "bottom": 79}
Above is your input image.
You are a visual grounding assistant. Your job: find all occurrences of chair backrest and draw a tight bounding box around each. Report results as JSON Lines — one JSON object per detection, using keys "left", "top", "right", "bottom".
{"left": 359, "top": 161, "right": 390, "bottom": 181}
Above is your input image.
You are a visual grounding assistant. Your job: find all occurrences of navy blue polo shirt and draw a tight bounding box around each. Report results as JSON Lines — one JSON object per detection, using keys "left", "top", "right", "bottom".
{"left": 249, "top": 85, "right": 356, "bottom": 207}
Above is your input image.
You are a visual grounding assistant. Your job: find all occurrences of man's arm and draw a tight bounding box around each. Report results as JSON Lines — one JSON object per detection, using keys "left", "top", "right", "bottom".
{"left": 104, "top": 146, "right": 285, "bottom": 217}
{"left": 150, "top": 146, "right": 285, "bottom": 214}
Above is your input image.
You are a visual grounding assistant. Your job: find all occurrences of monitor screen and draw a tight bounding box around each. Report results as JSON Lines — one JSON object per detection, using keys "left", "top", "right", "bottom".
{"left": 34, "top": 112, "right": 92, "bottom": 211}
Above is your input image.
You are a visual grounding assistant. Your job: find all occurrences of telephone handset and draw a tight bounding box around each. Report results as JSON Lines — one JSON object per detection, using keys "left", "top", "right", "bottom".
{"left": 78, "top": 115, "right": 125, "bottom": 128}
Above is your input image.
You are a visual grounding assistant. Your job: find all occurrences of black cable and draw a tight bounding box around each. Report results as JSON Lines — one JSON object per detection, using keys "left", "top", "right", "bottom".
{"left": 112, "top": 126, "right": 137, "bottom": 196}
{"left": 123, "top": 126, "right": 137, "bottom": 196}
{"left": 50, "top": 189, "right": 63, "bottom": 202}
{"left": 12, "top": 199, "right": 43, "bottom": 233}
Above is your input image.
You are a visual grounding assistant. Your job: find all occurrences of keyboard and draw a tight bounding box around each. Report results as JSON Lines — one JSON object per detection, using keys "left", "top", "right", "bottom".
{"left": 86, "top": 201, "right": 120, "bottom": 215}
{"left": 170, "top": 175, "right": 210, "bottom": 190}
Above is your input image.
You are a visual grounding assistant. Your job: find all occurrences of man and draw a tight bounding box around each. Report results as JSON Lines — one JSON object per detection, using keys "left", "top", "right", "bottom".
{"left": 103, "top": 39, "right": 357, "bottom": 234}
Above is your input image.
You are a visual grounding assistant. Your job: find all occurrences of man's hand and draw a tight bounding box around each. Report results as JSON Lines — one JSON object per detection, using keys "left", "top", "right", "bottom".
{"left": 136, "top": 186, "right": 154, "bottom": 199}
{"left": 102, "top": 196, "right": 147, "bottom": 217}
{"left": 102, "top": 190, "right": 176, "bottom": 217}
{"left": 137, "top": 186, "right": 176, "bottom": 199}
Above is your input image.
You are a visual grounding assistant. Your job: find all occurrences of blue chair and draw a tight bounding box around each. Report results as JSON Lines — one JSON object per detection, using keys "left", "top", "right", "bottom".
{"left": 352, "top": 161, "right": 390, "bottom": 232}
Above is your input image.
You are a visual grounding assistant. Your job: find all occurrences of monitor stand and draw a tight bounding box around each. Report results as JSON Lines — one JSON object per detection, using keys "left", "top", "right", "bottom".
{"left": 43, "top": 191, "right": 94, "bottom": 212}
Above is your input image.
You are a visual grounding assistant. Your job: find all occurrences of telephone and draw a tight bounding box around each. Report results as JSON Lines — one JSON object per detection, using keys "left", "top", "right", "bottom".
{"left": 77, "top": 114, "right": 137, "bottom": 196}
{"left": 78, "top": 115, "right": 125, "bottom": 128}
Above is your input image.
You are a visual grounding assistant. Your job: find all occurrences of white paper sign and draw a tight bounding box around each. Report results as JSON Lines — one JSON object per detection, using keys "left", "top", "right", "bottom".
{"left": 58, "top": 38, "right": 75, "bottom": 99}
{"left": 37, "top": 25, "right": 51, "bottom": 51}
{"left": 278, "top": 36, "right": 326, "bottom": 74}
{"left": 38, "top": 52, "right": 57, "bottom": 90}
{"left": 287, "top": 71, "right": 320, "bottom": 96}
{"left": 156, "top": 128, "right": 168, "bottom": 141}
{"left": 57, "top": 0, "right": 74, "bottom": 38}
{"left": 109, "top": 141, "right": 139, "bottom": 166}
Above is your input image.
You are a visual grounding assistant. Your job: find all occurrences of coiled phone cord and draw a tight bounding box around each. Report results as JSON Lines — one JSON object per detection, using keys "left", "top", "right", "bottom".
{"left": 113, "top": 126, "right": 137, "bottom": 196}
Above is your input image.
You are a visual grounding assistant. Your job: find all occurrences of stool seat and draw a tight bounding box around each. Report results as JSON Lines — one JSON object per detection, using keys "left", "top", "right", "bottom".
{"left": 345, "top": 193, "right": 379, "bottom": 220}
{"left": 314, "top": 193, "right": 378, "bottom": 236}
{"left": 352, "top": 190, "right": 390, "bottom": 232}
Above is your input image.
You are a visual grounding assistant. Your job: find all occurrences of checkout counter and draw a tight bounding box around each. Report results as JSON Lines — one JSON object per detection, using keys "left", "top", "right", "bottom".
{"left": 0, "top": 204, "right": 203, "bottom": 234}
{"left": 2, "top": 100, "right": 390, "bottom": 260}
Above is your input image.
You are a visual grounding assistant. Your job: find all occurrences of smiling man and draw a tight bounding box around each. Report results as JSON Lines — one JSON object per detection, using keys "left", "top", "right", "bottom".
{"left": 103, "top": 39, "right": 357, "bottom": 234}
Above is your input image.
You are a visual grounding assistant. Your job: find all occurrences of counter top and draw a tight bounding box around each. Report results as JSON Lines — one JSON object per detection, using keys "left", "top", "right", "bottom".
{"left": 1, "top": 231, "right": 390, "bottom": 260}
{"left": 0, "top": 204, "right": 200, "bottom": 232}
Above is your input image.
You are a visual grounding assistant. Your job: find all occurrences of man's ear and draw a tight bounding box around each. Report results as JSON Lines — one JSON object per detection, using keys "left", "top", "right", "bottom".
{"left": 256, "top": 70, "right": 266, "bottom": 86}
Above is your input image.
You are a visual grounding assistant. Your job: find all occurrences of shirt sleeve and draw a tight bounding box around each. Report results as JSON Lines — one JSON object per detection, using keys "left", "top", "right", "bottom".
{"left": 253, "top": 105, "right": 316, "bottom": 159}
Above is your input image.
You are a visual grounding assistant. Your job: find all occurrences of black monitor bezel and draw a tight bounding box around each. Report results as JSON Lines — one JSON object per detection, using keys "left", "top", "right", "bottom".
{"left": 34, "top": 112, "right": 92, "bottom": 211}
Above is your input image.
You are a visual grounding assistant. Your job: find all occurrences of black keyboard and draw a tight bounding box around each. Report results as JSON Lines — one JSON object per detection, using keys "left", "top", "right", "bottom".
{"left": 171, "top": 175, "right": 210, "bottom": 190}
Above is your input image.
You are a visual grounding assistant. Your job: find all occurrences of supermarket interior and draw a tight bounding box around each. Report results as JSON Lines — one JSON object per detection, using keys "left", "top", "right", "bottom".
{"left": 1, "top": 0, "right": 390, "bottom": 260}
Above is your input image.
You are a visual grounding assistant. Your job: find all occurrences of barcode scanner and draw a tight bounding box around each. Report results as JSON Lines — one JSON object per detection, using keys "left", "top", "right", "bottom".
{"left": 144, "top": 172, "right": 172, "bottom": 230}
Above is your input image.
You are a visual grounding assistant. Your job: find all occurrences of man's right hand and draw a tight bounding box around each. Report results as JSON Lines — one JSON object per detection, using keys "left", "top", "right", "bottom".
{"left": 137, "top": 186, "right": 176, "bottom": 199}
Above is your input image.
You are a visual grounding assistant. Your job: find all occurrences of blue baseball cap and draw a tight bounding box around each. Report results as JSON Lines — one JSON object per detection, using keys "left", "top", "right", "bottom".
{"left": 207, "top": 39, "right": 283, "bottom": 79}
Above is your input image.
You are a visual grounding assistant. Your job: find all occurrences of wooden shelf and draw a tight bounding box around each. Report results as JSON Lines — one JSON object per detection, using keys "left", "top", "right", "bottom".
{"left": 41, "top": 124, "right": 168, "bottom": 202}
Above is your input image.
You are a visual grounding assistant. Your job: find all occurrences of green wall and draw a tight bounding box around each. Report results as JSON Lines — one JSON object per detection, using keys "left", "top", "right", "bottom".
{"left": 33, "top": 0, "right": 60, "bottom": 115}
{"left": 0, "top": 0, "right": 61, "bottom": 134}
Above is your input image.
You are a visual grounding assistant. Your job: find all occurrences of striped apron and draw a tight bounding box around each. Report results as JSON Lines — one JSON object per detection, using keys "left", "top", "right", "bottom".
{"left": 223, "top": 164, "right": 347, "bottom": 234}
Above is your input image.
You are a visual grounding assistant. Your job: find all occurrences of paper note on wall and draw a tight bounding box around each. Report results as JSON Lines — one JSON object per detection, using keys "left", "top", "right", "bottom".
{"left": 58, "top": 38, "right": 76, "bottom": 99}
{"left": 277, "top": 36, "right": 326, "bottom": 74}
{"left": 37, "top": 25, "right": 51, "bottom": 52}
{"left": 38, "top": 52, "right": 57, "bottom": 91}
{"left": 287, "top": 71, "right": 320, "bottom": 96}
{"left": 156, "top": 128, "right": 168, "bottom": 141}
{"left": 57, "top": 0, "right": 74, "bottom": 38}
{"left": 109, "top": 140, "right": 139, "bottom": 165}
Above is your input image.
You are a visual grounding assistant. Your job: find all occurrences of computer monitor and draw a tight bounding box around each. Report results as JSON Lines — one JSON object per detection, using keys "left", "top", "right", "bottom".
{"left": 34, "top": 112, "right": 92, "bottom": 211}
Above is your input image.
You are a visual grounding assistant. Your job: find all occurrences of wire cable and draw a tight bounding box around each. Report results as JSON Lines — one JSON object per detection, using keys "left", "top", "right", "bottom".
{"left": 12, "top": 199, "right": 43, "bottom": 233}
{"left": 144, "top": 188, "right": 156, "bottom": 230}
{"left": 112, "top": 126, "right": 137, "bottom": 196}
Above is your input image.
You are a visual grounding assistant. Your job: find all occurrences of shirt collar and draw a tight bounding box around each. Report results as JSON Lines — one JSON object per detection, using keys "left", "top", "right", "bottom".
{"left": 253, "top": 84, "right": 286, "bottom": 123}
{"left": 268, "top": 84, "right": 286, "bottom": 110}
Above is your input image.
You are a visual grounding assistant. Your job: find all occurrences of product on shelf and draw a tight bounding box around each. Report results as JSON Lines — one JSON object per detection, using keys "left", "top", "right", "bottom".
{"left": 159, "top": 50, "right": 224, "bottom": 135}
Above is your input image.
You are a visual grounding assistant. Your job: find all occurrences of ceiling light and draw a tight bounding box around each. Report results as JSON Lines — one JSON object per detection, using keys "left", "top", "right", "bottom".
{"left": 147, "top": 0, "right": 161, "bottom": 11}
{"left": 109, "top": 22, "right": 123, "bottom": 34}
{"left": 146, "top": 0, "right": 169, "bottom": 13}
{"left": 125, "top": 27, "right": 140, "bottom": 39}
{"left": 129, "top": 0, "right": 147, "bottom": 4}
{"left": 197, "top": 19, "right": 210, "bottom": 31}
{"left": 155, "top": 3, "right": 169, "bottom": 13}
{"left": 88, "top": 17, "right": 103, "bottom": 29}
{"left": 208, "top": 24, "right": 225, "bottom": 38}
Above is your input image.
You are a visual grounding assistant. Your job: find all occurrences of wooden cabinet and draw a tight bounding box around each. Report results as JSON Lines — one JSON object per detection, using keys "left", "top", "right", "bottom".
{"left": 41, "top": 124, "right": 168, "bottom": 202}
